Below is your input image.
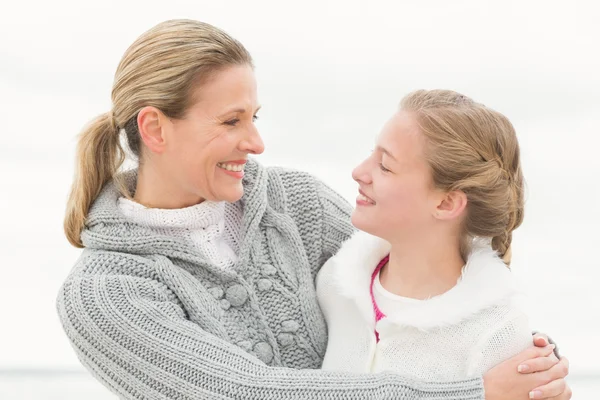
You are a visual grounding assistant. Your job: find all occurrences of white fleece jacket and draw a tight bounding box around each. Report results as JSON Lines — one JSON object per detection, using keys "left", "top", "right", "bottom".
{"left": 316, "top": 231, "right": 532, "bottom": 381}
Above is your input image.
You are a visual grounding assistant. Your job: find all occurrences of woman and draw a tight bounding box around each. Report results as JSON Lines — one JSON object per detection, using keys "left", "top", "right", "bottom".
{"left": 57, "top": 19, "right": 570, "bottom": 399}
{"left": 318, "top": 90, "right": 545, "bottom": 386}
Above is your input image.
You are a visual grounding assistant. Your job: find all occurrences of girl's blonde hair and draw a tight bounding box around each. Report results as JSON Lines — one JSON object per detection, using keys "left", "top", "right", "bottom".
{"left": 400, "top": 89, "right": 524, "bottom": 265}
{"left": 64, "top": 19, "right": 253, "bottom": 248}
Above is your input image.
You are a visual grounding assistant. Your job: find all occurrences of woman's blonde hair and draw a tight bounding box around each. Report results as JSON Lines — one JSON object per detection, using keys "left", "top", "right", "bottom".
{"left": 400, "top": 89, "right": 524, "bottom": 266}
{"left": 64, "top": 19, "right": 253, "bottom": 248}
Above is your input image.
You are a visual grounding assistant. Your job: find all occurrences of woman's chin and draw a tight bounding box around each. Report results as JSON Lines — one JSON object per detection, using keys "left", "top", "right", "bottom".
{"left": 218, "top": 186, "right": 244, "bottom": 203}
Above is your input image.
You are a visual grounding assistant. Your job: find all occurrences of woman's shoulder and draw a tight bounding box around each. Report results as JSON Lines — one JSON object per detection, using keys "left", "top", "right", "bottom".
{"left": 243, "top": 159, "right": 318, "bottom": 209}
{"left": 265, "top": 165, "right": 320, "bottom": 196}
{"left": 244, "top": 158, "right": 351, "bottom": 212}
{"left": 263, "top": 164, "right": 351, "bottom": 216}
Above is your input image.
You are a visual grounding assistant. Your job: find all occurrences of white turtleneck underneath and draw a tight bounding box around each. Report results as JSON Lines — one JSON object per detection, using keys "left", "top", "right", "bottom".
{"left": 118, "top": 197, "right": 243, "bottom": 269}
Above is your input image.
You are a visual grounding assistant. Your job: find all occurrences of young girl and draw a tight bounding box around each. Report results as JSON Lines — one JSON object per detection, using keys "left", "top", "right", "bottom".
{"left": 317, "top": 89, "right": 533, "bottom": 380}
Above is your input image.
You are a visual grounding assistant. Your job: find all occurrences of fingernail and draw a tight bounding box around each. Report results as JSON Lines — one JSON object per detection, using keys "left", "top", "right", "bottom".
{"left": 517, "top": 364, "right": 530, "bottom": 373}
{"left": 529, "top": 390, "right": 542, "bottom": 399}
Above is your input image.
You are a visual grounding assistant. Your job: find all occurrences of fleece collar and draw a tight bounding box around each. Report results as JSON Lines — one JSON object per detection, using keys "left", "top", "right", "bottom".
{"left": 328, "top": 231, "right": 519, "bottom": 332}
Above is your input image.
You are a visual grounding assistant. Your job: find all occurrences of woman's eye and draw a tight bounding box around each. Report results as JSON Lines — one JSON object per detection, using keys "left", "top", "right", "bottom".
{"left": 225, "top": 115, "right": 258, "bottom": 126}
{"left": 224, "top": 118, "right": 240, "bottom": 126}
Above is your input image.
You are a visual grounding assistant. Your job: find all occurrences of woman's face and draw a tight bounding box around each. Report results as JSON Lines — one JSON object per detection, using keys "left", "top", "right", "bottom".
{"left": 156, "top": 64, "right": 264, "bottom": 204}
{"left": 351, "top": 110, "right": 441, "bottom": 241}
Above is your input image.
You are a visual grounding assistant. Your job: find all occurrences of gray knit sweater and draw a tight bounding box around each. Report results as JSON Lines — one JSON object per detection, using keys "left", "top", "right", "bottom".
{"left": 57, "top": 159, "right": 485, "bottom": 399}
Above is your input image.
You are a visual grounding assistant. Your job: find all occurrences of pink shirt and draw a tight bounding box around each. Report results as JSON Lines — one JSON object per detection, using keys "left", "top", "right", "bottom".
{"left": 369, "top": 255, "right": 389, "bottom": 342}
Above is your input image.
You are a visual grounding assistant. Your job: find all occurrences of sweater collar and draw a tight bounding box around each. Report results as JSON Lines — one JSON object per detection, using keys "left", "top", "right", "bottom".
{"left": 117, "top": 197, "right": 226, "bottom": 231}
{"left": 328, "top": 231, "right": 519, "bottom": 331}
{"left": 82, "top": 157, "right": 267, "bottom": 279}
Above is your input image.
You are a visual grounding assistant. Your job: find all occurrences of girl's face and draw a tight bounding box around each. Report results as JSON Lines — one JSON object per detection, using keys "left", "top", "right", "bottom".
{"left": 351, "top": 110, "right": 443, "bottom": 241}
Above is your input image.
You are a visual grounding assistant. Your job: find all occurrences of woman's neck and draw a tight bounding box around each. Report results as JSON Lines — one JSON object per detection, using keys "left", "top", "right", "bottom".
{"left": 379, "top": 235, "right": 465, "bottom": 300}
{"left": 134, "top": 165, "right": 204, "bottom": 209}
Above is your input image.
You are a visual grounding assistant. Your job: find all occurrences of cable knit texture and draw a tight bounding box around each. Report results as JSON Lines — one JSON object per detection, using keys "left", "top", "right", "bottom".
{"left": 57, "top": 158, "right": 485, "bottom": 400}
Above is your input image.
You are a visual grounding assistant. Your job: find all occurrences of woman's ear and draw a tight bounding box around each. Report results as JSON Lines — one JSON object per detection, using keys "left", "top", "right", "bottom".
{"left": 138, "top": 106, "right": 168, "bottom": 154}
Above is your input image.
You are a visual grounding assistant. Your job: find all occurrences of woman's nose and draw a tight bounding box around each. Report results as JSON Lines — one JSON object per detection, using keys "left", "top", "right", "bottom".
{"left": 241, "top": 126, "right": 265, "bottom": 155}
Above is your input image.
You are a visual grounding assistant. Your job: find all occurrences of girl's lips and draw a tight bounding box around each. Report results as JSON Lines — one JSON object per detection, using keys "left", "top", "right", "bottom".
{"left": 357, "top": 189, "right": 376, "bottom": 205}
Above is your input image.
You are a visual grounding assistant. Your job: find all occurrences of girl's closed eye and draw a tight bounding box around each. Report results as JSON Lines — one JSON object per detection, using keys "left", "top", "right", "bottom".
{"left": 379, "top": 163, "right": 391, "bottom": 173}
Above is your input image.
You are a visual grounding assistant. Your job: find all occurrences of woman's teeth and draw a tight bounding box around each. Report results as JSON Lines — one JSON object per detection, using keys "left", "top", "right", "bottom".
{"left": 217, "top": 162, "right": 245, "bottom": 172}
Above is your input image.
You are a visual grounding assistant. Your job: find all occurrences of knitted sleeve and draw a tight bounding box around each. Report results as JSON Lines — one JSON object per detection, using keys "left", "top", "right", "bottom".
{"left": 57, "top": 253, "right": 485, "bottom": 400}
{"left": 314, "top": 178, "right": 357, "bottom": 260}
{"left": 467, "top": 311, "right": 533, "bottom": 376}
{"left": 270, "top": 168, "right": 356, "bottom": 277}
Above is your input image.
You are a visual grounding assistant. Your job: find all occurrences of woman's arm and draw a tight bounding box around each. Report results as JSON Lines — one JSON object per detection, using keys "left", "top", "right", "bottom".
{"left": 483, "top": 344, "right": 571, "bottom": 399}
{"left": 314, "top": 178, "right": 356, "bottom": 260}
{"left": 56, "top": 254, "right": 484, "bottom": 400}
{"left": 266, "top": 167, "right": 355, "bottom": 276}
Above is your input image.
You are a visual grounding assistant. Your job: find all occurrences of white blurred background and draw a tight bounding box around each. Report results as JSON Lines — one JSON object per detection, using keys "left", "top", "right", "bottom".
{"left": 1, "top": 0, "right": 598, "bottom": 398}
